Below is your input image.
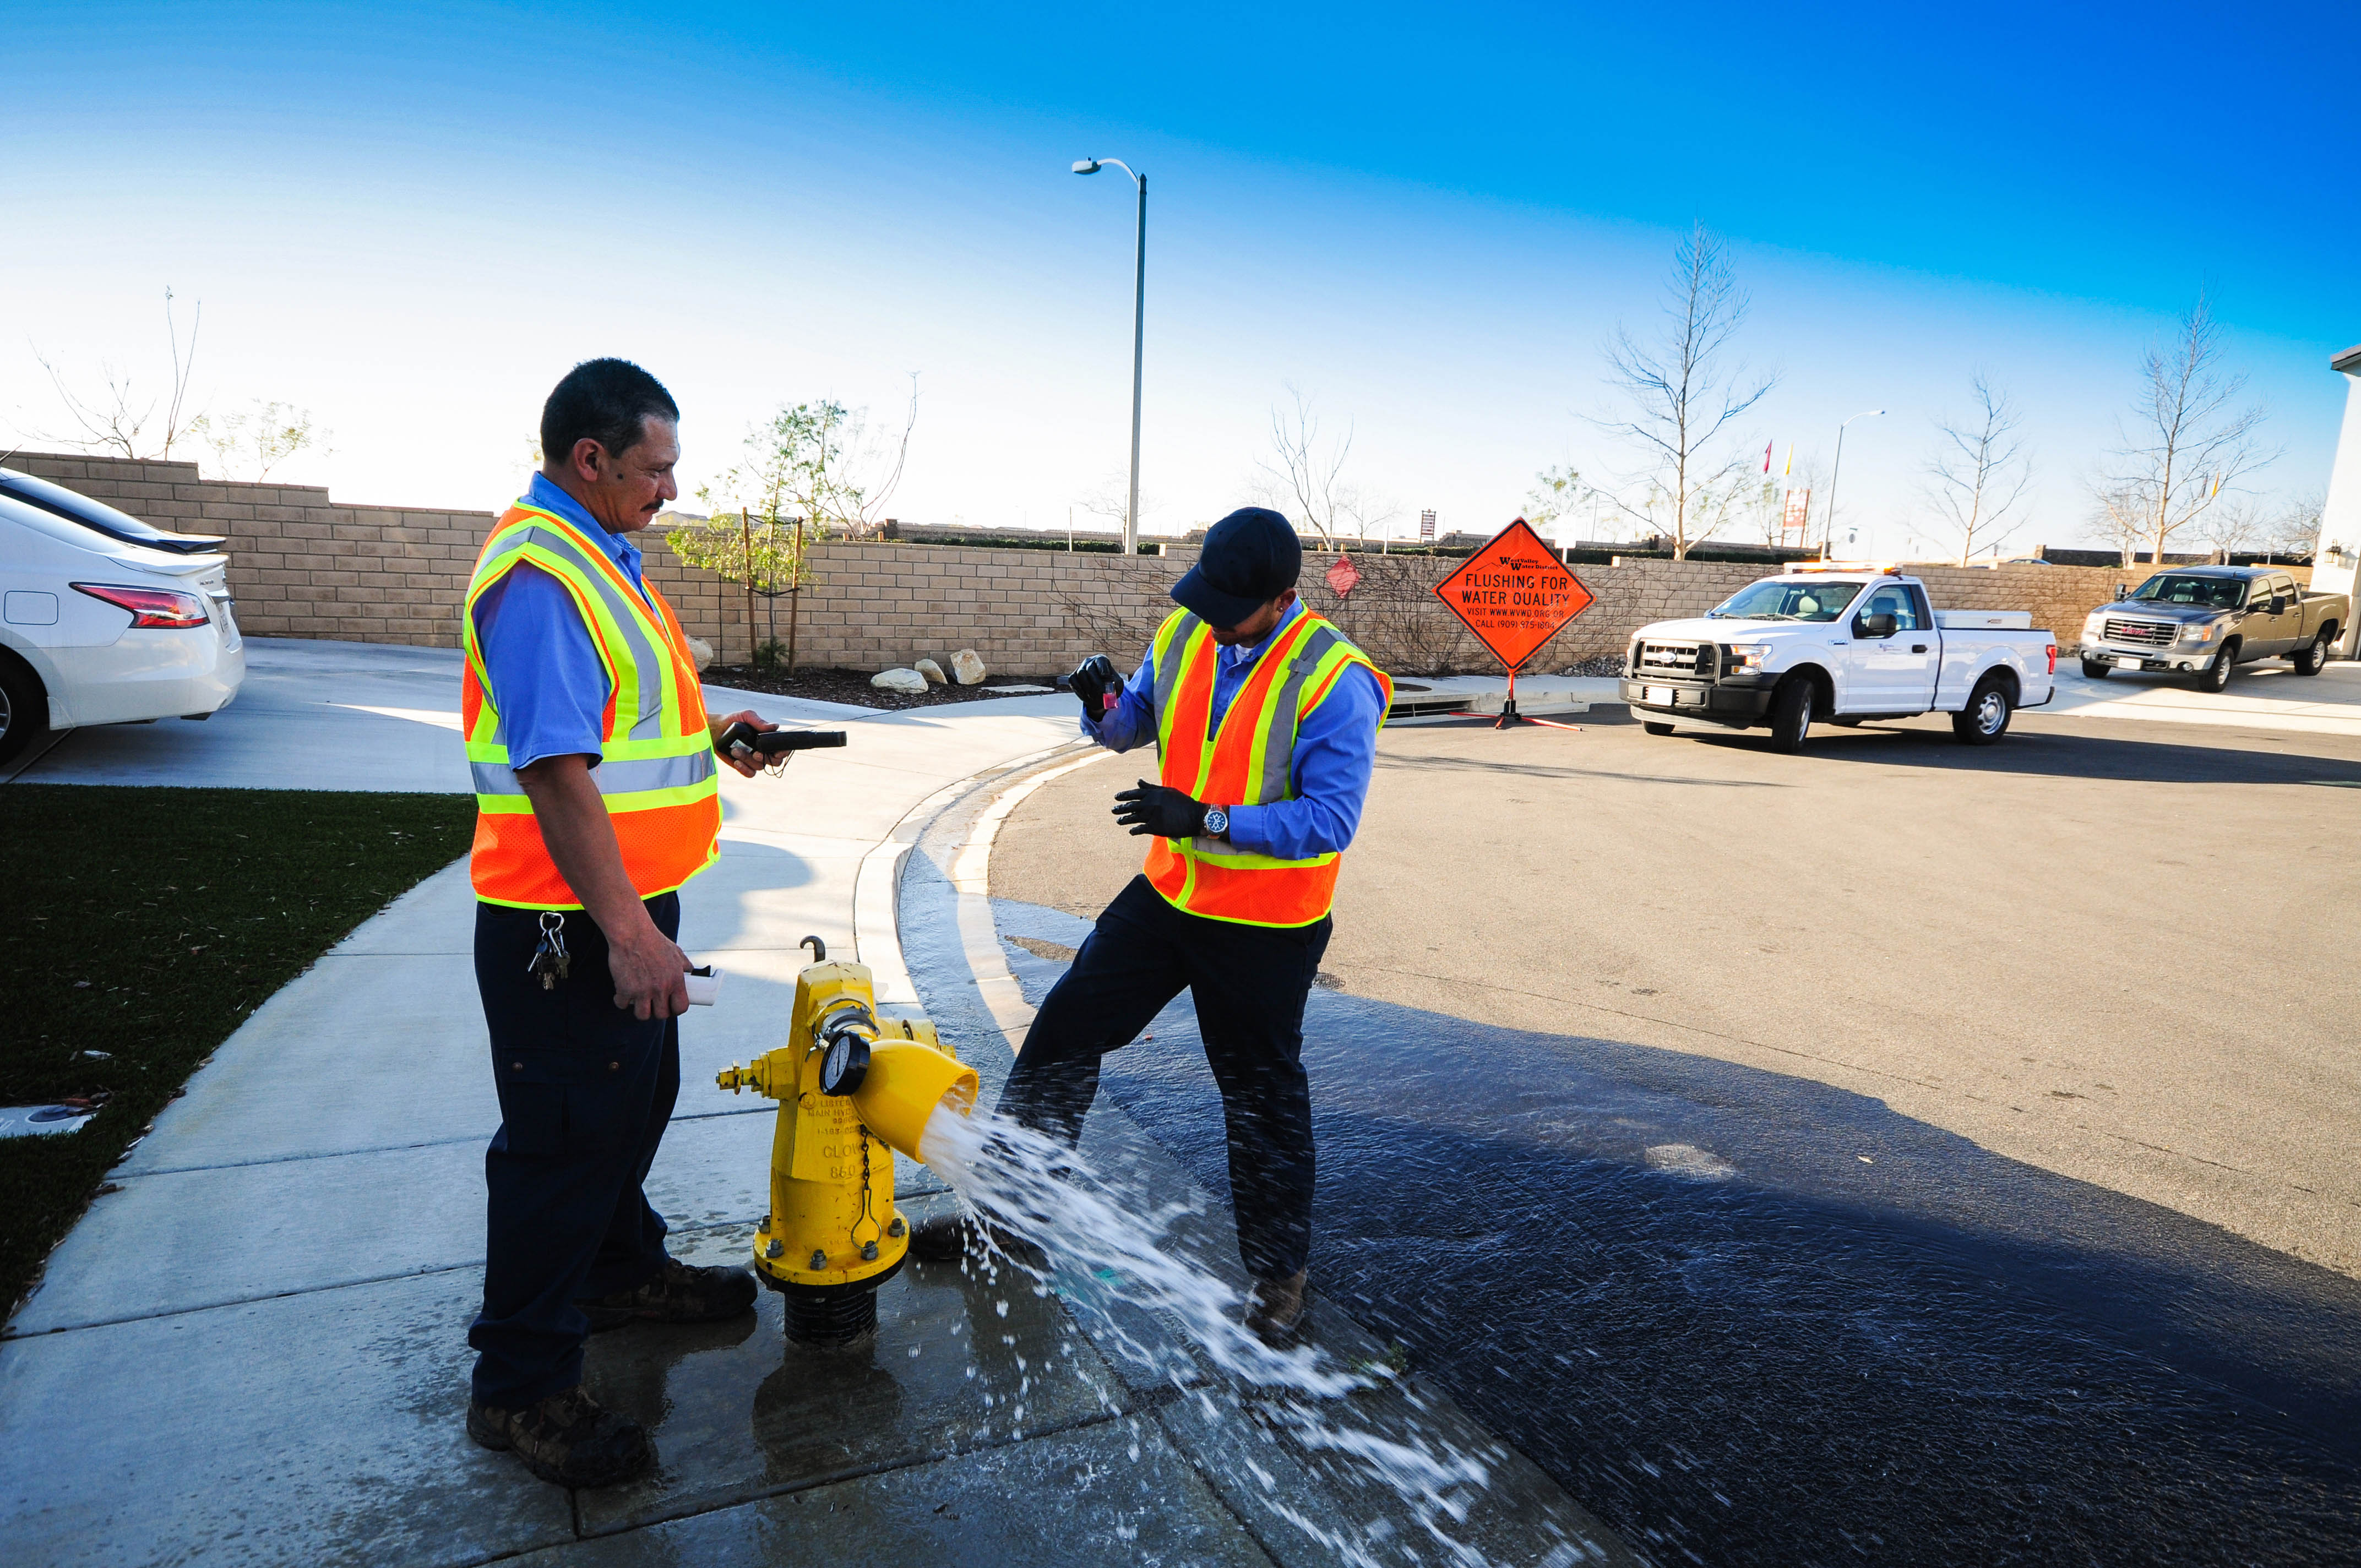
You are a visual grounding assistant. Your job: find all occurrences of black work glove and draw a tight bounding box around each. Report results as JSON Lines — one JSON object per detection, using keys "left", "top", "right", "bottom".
{"left": 1069, "top": 654, "right": 1119, "bottom": 723}
{"left": 1113, "top": 780, "right": 1209, "bottom": 840}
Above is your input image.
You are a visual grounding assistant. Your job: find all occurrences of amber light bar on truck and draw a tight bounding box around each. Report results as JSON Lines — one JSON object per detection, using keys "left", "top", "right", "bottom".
{"left": 1787, "top": 560, "right": 1903, "bottom": 575}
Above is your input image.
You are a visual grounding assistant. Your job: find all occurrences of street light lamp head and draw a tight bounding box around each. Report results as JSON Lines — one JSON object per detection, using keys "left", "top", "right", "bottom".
{"left": 1072, "top": 159, "right": 1101, "bottom": 175}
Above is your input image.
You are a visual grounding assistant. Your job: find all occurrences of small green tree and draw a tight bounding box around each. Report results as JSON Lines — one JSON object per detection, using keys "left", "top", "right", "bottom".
{"left": 670, "top": 404, "right": 850, "bottom": 670}
{"left": 668, "top": 502, "right": 813, "bottom": 669}
{"left": 191, "top": 399, "right": 324, "bottom": 480}
{"left": 673, "top": 388, "right": 918, "bottom": 670}
{"left": 1524, "top": 465, "right": 1584, "bottom": 536}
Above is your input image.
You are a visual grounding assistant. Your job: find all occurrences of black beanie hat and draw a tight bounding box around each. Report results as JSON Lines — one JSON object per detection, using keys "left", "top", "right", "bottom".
{"left": 1172, "top": 507, "right": 1302, "bottom": 627}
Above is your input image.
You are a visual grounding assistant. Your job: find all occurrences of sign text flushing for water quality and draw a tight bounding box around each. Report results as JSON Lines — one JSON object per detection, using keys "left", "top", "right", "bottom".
{"left": 1430, "top": 518, "right": 1596, "bottom": 671}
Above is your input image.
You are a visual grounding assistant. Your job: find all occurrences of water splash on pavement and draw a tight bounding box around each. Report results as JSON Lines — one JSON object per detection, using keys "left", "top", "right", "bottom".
{"left": 919, "top": 1102, "right": 1532, "bottom": 1567}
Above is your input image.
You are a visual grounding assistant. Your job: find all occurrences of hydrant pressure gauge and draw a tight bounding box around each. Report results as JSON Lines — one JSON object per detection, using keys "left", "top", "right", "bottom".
{"left": 820, "top": 1028, "right": 870, "bottom": 1096}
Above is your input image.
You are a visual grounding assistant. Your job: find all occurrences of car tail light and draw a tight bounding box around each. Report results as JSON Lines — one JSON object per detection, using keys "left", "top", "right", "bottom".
{"left": 2047, "top": 643, "right": 2058, "bottom": 674}
{"left": 70, "top": 582, "right": 211, "bottom": 628}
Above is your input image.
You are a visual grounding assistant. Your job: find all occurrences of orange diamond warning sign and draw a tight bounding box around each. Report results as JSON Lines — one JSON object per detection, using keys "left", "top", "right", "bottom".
{"left": 1432, "top": 519, "right": 1595, "bottom": 672}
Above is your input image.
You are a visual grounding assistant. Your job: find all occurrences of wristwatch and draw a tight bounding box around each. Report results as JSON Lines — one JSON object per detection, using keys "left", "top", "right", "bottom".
{"left": 1201, "top": 805, "right": 1228, "bottom": 839}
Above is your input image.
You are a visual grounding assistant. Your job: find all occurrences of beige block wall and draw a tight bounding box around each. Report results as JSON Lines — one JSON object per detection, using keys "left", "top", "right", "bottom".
{"left": 15, "top": 452, "right": 2141, "bottom": 676}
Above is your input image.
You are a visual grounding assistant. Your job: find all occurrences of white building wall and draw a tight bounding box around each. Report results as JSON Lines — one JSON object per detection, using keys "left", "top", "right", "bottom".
{"left": 2315, "top": 346, "right": 2361, "bottom": 656}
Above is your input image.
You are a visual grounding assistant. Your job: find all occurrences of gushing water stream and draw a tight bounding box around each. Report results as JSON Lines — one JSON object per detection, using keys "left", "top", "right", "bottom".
{"left": 918, "top": 1101, "right": 1588, "bottom": 1567}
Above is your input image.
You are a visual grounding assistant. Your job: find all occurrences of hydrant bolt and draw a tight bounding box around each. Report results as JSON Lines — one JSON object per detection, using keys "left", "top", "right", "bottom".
{"left": 810, "top": 1249, "right": 829, "bottom": 1270}
{"left": 888, "top": 1217, "right": 906, "bottom": 1238}
{"left": 765, "top": 1239, "right": 784, "bottom": 1259}
{"left": 862, "top": 1241, "right": 880, "bottom": 1262}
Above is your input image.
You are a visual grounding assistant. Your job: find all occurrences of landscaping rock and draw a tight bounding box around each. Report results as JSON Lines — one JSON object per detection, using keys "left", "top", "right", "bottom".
{"left": 914, "top": 657, "right": 948, "bottom": 685}
{"left": 871, "top": 667, "right": 930, "bottom": 695}
{"left": 683, "top": 635, "right": 716, "bottom": 670}
{"left": 950, "top": 649, "right": 988, "bottom": 685}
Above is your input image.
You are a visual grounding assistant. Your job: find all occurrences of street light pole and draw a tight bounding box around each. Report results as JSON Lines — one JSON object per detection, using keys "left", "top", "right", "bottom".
{"left": 1074, "top": 157, "right": 1146, "bottom": 556}
{"left": 1824, "top": 409, "right": 1885, "bottom": 556}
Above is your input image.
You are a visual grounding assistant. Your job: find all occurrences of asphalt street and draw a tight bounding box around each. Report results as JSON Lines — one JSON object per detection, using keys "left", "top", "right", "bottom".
{"left": 996, "top": 700, "right": 2361, "bottom": 1278}
{"left": 989, "top": 697, "right": 2361, "bottom": 1564}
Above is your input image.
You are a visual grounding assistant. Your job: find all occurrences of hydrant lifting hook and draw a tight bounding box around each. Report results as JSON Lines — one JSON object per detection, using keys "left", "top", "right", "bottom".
{"left": 800, "top": 935, "right": 826, "bottom": 962}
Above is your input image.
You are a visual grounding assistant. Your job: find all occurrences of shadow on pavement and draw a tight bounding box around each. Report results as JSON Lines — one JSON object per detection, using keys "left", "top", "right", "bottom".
{"left": 1667, "top": 720, "right": 2361, "bottom": 785}
{"left": 987, "top": 937, "right": 2361, "bottom": 1567}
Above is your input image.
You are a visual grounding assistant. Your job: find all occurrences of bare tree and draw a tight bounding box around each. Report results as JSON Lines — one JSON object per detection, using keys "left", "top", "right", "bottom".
{"left": 2261, "top": 491, "right": 2325, "bottom": 562}
{"left": 2088, "top": 483, "right": 2153, "bottom": 567}
{"left": 1075, "top": 472, "right": 1159, "bottom": 540}
{"left": 1922, "top": 374, "right": 2033, "bottom": 564}
{"left": 1256, "top": 388, "right": 1390, "bottom": 547}
{"left": 30, "top": 287, "right": 204, "bottom": 460}
{"left": 1587, "top": 225, "right": 1775, "bottom": 559}
{"left": 2097, "top": 294, "right": 2276, "bottom": 568}
{"left": 2192, "top": 496, "right": 2266, "bottom": 562}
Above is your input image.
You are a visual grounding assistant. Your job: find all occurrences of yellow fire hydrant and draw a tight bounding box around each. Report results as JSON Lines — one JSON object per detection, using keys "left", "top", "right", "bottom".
{"left": 716, "top": 937, "right": 979, "bottom": 1344}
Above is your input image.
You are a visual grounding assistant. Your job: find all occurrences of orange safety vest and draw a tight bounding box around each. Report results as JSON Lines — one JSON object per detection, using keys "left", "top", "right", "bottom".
{"left": 460, "top": 501, "right": 721, "bottom": 910}
{"left": 1143, "top": 607, "right": 1391, "bottom": 927}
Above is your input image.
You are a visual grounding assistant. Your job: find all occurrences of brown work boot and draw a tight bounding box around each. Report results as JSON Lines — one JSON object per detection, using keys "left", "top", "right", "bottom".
{"left": 466, "top": 1385, "right": 653, "bottom": 1488}
{"left": 905, "top": 1210, "right": 1049, "bottom": 1272}
{"left": 1244, "top": 1270, "right": 1312, "bottom": 1349}
{"left": 576, "top": 1256, "right": 758, "bottom": 1332}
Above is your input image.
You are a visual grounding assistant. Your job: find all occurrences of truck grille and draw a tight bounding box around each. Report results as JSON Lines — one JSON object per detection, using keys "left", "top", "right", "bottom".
{"left": 2103, "top": 617, "right": 2176, "bottom": 649}
{"left": 1636, "top": 640, "right": 1711, "bottom": 677}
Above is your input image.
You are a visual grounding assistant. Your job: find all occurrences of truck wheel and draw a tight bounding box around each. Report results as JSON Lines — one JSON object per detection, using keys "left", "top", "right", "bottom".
{"left": 2079, "top": 658, "right": 2112, "bottom": 679}
{"left": 1642, "top": 720, "right": 1674, "bottom": 736}
{"left": 0, "top": 653, "right": 48, "bottom": 767}
{"left": 1767, "top": 678, "right": 1814, "bottom": 753}
{"left": 2293, "top": 630, "right": 2331, "bottom": 677}
{"left": 2199, "top": 643, "right": 2237, "bottom": 693}
{"left": 1951, "top": 678, "right": 2012, "bottom": 745}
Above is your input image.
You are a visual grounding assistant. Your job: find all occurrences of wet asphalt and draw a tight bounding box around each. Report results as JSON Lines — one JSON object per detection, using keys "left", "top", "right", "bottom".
{"left": 992, "top": 922, "right": 2361, "bottom": 1568}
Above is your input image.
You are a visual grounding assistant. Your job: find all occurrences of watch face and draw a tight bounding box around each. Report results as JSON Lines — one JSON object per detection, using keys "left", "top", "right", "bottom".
{"left": 1204, "top": 807, "right": 1227, "bottom": 835}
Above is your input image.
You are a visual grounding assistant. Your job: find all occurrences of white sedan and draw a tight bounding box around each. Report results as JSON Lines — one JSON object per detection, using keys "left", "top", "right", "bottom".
{"left": 0, "top": 467, "right": 246, "bottom": 765}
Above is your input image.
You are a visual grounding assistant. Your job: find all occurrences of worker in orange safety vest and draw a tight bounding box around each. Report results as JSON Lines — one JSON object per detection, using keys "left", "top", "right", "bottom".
{"left": 915, "top": 507, "right": 1391, "bottom": 1348}
{"left": 459, "top": 358, "right": 793, "bottom": 1490}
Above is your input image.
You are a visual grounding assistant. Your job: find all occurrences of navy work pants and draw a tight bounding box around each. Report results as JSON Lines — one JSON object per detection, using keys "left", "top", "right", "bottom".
{"left": 999, "top": 874, "right": 1331, "bottom": 1282}
{"left": 468, "top": 892, "right": 679, "bottom": 1408}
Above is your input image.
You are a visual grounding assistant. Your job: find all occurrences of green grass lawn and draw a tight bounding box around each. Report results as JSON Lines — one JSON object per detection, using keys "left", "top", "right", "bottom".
{"left": 1, "top": 785, "right": 476, "bottom": 1317}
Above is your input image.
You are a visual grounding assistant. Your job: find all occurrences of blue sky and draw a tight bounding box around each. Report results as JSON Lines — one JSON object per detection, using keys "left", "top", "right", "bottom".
{"left": 5, "top": 2, "right": 2355, "bottom": 556}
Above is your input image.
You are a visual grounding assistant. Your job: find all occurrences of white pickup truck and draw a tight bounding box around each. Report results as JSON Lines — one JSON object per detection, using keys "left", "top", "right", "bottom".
{"left": 1619, "top": 567, "right": 2058, "bottom": 752}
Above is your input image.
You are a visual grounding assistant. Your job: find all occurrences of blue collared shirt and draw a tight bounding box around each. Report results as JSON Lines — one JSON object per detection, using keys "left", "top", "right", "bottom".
{"left": 470, "top": 473, "right": 654, "bottom": 770}
{"left": 1085, "top": 598, "right": 1385, "bottom": 860}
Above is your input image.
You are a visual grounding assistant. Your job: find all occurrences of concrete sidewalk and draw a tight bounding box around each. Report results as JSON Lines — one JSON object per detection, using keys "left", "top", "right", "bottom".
{"left": 0, "top": 666, "right": 1079, "bottom": 1562}
{"left": 2041, "top": 657, "right": 2361, "bottom": 737}
{"left": 0, "top": 643, "right": 1628, "bottom": 1567}
{"left": 4, "top": 638, "right": 886, "bottom": 792}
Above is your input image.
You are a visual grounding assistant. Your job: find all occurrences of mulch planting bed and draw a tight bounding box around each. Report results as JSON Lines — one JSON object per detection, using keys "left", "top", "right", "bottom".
{"left": 701, "top": 665, "right": 1059, "bottom": 711}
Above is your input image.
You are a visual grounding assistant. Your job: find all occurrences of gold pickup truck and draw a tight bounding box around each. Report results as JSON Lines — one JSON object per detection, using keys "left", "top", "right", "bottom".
{"left": 2077, "top": 567, "right": 2347, "bottom": 692}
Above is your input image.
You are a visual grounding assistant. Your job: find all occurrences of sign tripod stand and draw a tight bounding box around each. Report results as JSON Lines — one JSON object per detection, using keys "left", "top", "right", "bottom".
{"left": 1429, "top": 518, "right": 1597, "bottom": 732}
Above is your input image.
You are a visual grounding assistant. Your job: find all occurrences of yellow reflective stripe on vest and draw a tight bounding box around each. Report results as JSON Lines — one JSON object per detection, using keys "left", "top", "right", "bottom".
{"left": 1149, "top": 610, "right": 1206, "bottom": 782}
{"left": 1147, "top": 608, "right": 1362, "bottom": 872}
{"left": 461, "top": 507, "right": 716, "bottom": 812}
{"left": 1150, "top": 608, "right": 1327, "bottom": 804}
{"left": 1184, "top": 843, "right": 1340, "bottom": 871}
{"left": 470, "top": 749, "right": 717, "bottom": 802}
{"left": 1244, "top": 624, "right": 1343, "bottom": 805}
{"left": 463, "top": 507, "right": 680, "bottom": 749}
